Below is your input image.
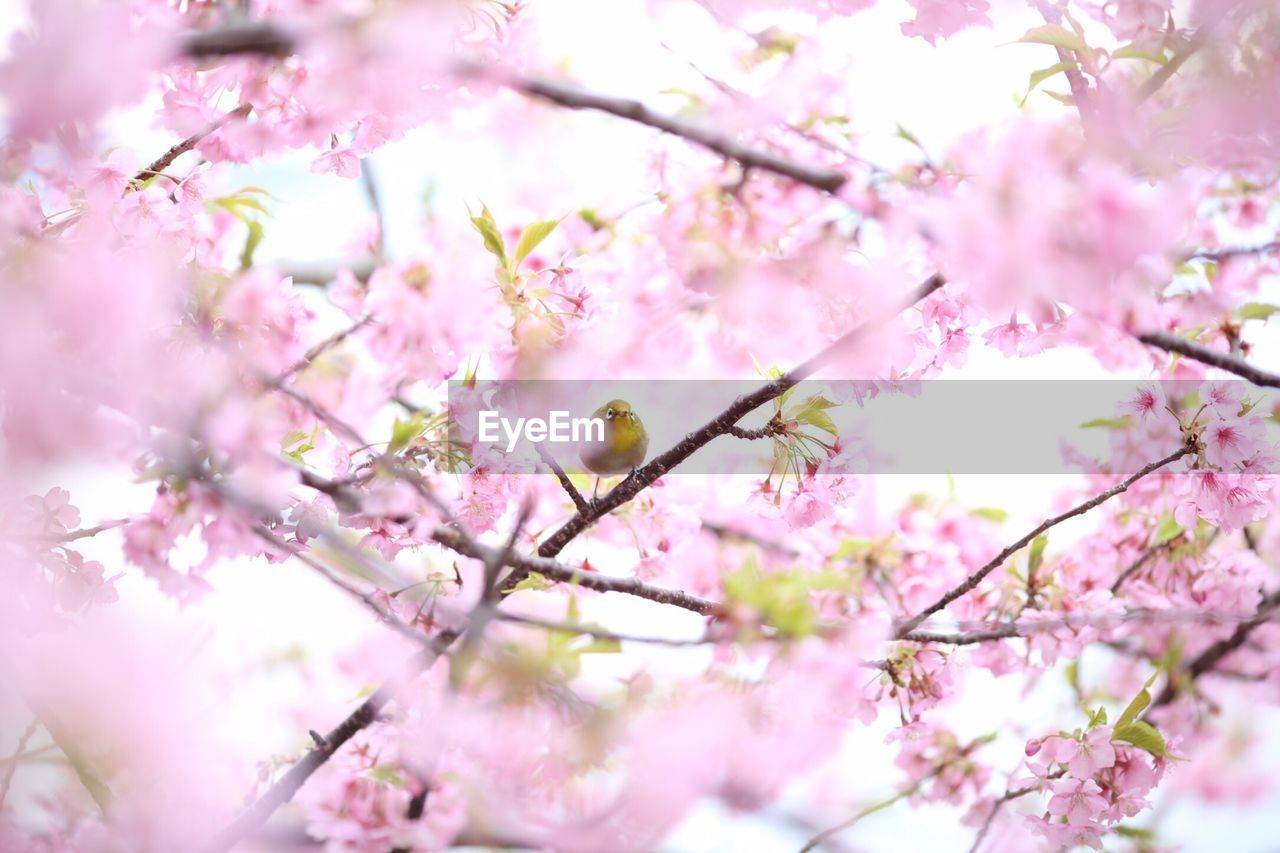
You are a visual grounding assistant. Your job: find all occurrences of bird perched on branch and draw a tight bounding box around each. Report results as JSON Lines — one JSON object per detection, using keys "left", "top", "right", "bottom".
{"left": 580, "top": 399, "right": 648, "bottom": 497}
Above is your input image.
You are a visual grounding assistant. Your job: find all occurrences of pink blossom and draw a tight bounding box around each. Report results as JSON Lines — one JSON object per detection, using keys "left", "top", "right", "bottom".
{"left": 0, "top": 0, "right": 170, "bottom": 141}
{"left": 1046, "top": 776, "right": 1109, "bottom": 825}
{"left": 901, "top": 0, "right": 991, "bottom": 44}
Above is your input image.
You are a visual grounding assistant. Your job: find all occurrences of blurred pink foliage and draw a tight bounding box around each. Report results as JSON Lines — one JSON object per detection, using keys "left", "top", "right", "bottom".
{"left": 2, "top": 0, "right": 1280, "bottom": 850}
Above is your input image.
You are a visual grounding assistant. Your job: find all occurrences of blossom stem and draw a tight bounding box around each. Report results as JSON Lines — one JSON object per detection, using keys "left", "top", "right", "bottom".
{"left": 896, "top": 443, "right": 1194, "bottom": 637}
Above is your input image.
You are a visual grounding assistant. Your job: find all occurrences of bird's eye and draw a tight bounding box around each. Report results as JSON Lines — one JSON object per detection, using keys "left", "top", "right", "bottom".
{"left": 605, "top": 407, "right": 615, "bottom": 419}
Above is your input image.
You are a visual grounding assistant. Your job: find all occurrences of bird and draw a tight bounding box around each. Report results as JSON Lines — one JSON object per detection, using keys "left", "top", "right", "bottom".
{"left": 579, "top": 399, "right": 648, "bottom": 497}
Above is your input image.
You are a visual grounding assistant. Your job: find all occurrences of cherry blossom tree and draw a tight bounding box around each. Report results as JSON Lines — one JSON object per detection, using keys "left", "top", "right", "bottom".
{"left": 3, "top": 0, "right": 1280, "bottom": 850}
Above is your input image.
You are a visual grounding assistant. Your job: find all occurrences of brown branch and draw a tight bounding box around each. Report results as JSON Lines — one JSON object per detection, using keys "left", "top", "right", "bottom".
{"left": 431, "top": 526, "right": 720, "bottom": 615}
{"left": 536, "top": 445, "right": 590, "bottom": 513}
{"left": 129, "top": 104, "right": 251, "bottom": 190}
{"left": 895, "top": 443, "right": 1195, "bottom": 637}
{"left": 497, "top": 70, "right": 847, "bottom": 193}
{"left": 1136, "top": 29, "right": 1209, "bottom": 104}
{"left": 536, "top": 273, "right": 946, "bottom": 559}
{"left": 175, "top": 23, "right": 848, "bottom": 193}
{"left": 900, "top": 602, "right": 1275, "bottom": 646}
{"left": 204, "top": 640, "right": 454, "bottom": 853}
{"left": 275, "top": 314, "right": 375, "bottom": 384}
{"left": 1136, "top": 331, "right": 1280, "bottom": 389}
{"left": 800, "top": 736, "right": 992, "bottom": 853}
{"left": 181, "top": 21, "right": 297, "bottom": 58}
{"left": 37, "top": 519, "right": 128, "bottom": 544}
{"left": 1111, "top": 539, "right": 1170, "bottom": 594}
{"left": 701, "top": 520, "right": 801, "bottom": 557}
{"left": 967, "top": 776, "right": 1056, "bottom": 853}
{"left": 0, "top": 720, "right": 40, "bottom": 809}
{"left": 1181, "top": 240, "right": 1280, "bottom": 263}
{"left": 496, "top": 612, "right": 724, "bottom": 646}
{"left": 1151, "top": 588, "right": 1280, "bottom": 707}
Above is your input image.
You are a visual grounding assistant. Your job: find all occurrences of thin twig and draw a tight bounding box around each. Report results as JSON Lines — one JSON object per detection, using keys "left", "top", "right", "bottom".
{"left": 1136, "top": 331, "right": 1280, "bottom": 389}
{"left": 701, "top": 520, "right": 801, "bottom": 557}
{"left": 359, "top": 159, "right": 387, "bottom": 264}
{"left": 431, "top": 526, "right": 720, "bottom": 615}
{"left": 274, "top": 314, "right": 375, "bottom": 384}
{"left": 1151, "top": 588, "right": 1280, "bottom": 707}
{"left": 1111, "top": 539, "right": 1171, "bottom": 594}
{"left": 1136, "top": 29, "right": 1209, "bottom": 104}
{"left": 0, "top": 720, "right": 40, "bottom": 809}
{"left": 900, "top": 602, "right": 1278, "bottom": 646}
{"left": 461, "top": 64, "right": 848, "bottom": 194}
{"left": 495, "top": 611, "right": 724, "bottom": 647}
{"left": 536, "top": 444, "right": 590, "bottom": 513}
{"left": 800, "top": 736, "right": 992, "bottom": 853}
{"left": 250, "top": 526, "right": 430, "bottom": 647}
{"left": 1181, "top": 241, "right": 1280, "bottom": 263}
{"left": 895, "top": 443, "right": 1195, "bottom": 637}
{"left": 968, "top": 778, "right": 1051, "bottom": 853}
{"left": 129, "top": 104, "right": 251, "bottom": 190}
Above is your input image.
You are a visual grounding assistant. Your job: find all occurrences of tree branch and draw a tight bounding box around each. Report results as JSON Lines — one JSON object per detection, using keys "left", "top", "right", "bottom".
{"left": 274, "top": 314, "right": 375, "bottom": 384}
{"left": 1151, "top": 588, "right": 1280, "bottom": 707}
{"left": 535, "top": 273, "right": 945, "bottom": 559}
{"left": 1136, "top": 331, "right": 1280, "bottom": 389}
{"left": 536, "top": 444, "right": 590, "bottom": 513}
{"left": 129, "top": 104, "right": 251, "bottom": 190}
{"left": 430, "top": 526, "right": 720, "bottom": 615}
{"left": 895, "top": 442, "right": 1195, "bottom": 637}
{"left": 174, "top": 23, "right": 848, "bottom": 194}
{"left": 1136, "top": 28, "right": 1209, "bottom": 104}
{"left": 204, "top": 640, "right": 453, "bottom": 853}
{"left": 181, "top": 21, "right": 297, "bottom": 57}
{"left": 484, "top": 67, "right": 848, "bottom": 193}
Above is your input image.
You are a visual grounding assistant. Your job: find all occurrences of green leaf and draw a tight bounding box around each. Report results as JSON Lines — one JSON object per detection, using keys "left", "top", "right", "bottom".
{"left": 513, "top": 219, "right": 560, "bottom": 268}
{"left": 239, "top": 218, "right": 265, "bottom": 270}
{"left": 1088, "top": 705, "right": 1108, "bottom": 727}
{"left": 723, "top": 565, "right": 849, "bottom": 637}
{"left": 894, "top": 123, "right": 924, "bottom": 150}
{"left": 1115, "top": 673, "right": 1160, "bottom": 730}
{"left": 1017, "top": 23, "right": 1086, "bottom": 52}
{"left": 832, "top": 537, "right": 872, "bottom": 560}
{"left": 1239, "top": 302, "right": 1280, "bottom": 321}
{"left": 578, "top": 636, "right": 622, "bottom": 655}
{"left": 1027, "top": 534, "right": 1049, "bottom": 574}
{"left": 1114, "top": 720, "right": 1170, "bottom": 758}
{"left": 468, "top": 205, "right": 508, "bottom": 271}
{"left": 1154, "top": 515, "right": 1184, "bottom": 546}
{"left": 365, "top": 765, "right": 407, "bottom": 788}
{"left": 1080, "top": 416, "right": 1133, "bottom": 430}
{"left": 1111, "top": 44, "right": 1167, "bottom": 63}
{"left": 40, "top": 716, "right": 113, "bottom": 814}
{"left": 281, "top": 430, "right": 310, "bottom": 451}
{"left": 1113, "top": 825, "right": 1157, "bottom": 840}
{"left": 1024, "top": 61, "right": 1075, "bottom": 102}
{"left": 505, "top": 571, "right": 553, "bottom": 594}
{"left": 796, "top": 406, "right": 838, "bottom": 436}
{"left": 971, "top": 507, "right": 1009, "bottom": 523}
{"left": 389, "top": 414, "right": 425, "bottom": 454}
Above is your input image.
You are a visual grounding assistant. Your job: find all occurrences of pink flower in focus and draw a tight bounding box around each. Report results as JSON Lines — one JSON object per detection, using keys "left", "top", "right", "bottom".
{"left": 1202, "top": 415, "right": 1264, "bottom": 469}
{"left": 1067, "top": 726, "right": 1117, "bottom": 778}
{"left": 1046, "top": 776, "right": 1108, "bottom": 825}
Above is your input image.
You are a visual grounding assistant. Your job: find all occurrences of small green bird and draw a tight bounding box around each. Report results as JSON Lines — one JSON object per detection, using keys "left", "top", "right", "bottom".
{"left": 579, "top": 399, "right": 648, "bottom": 493}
